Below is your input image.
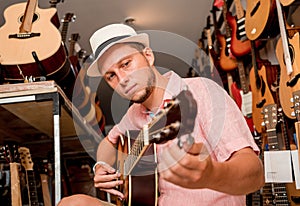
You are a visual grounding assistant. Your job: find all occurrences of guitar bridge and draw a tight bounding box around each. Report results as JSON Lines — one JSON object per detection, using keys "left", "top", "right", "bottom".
{"left": 9, "top": 33, "right": 40, "bottom": 39}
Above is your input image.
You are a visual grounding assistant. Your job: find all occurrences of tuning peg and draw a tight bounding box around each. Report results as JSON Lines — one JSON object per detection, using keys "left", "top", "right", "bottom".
{"left": 261, "top": 122, "right": 266, "bottom": 126}
{"left": 291, "top": 111, "right": 295, "bottom": 117}
{"left": 290, "top": 97, "right": 294, "bottom": 103}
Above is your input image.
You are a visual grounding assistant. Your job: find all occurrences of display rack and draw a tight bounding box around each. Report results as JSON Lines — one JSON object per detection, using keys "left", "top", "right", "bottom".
{"left": 0, "top": 80, "right": 102, "bottom": 205}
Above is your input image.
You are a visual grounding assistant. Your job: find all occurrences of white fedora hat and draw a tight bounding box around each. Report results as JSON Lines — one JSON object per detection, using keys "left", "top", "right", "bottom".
{"left": 87, "top": 23, "right": 149, "bottom": 77}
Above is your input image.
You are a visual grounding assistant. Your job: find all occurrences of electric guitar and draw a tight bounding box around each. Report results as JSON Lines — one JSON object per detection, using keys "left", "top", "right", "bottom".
{"left": 249, "top": 41, "right": 275, "bottom": 133}
{"left": 0, "top": 0, "right": 68, "bottom": 83}
{"left": 215, "top": 3, "right": 237, "bottom": 71}
{"left": 245, "top": 0, "right": 279, "bottom": 40}
{"left": 230, "top": 60, "right": 255, "bottom": 132}
{"left": 226, "top": 0, "right": 253, "bottom": 57}
{"left": 18, "top": 147, "right": 43, "bottom": 206}
{"left": 116, "top": 89, "right": 197, "bottom": 206}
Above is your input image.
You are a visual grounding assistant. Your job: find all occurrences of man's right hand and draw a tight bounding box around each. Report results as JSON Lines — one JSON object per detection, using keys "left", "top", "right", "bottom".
{"left": 93, "top": 162, "right": 125, "bottom": 199}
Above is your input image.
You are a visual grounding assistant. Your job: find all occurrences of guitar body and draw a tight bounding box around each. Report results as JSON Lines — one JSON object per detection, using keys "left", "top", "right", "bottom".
{"left": 245, "top": 0, "right": 279, "bottom": 40}
{"left": 280, "top": 0, "right": 295, "bottom": 6}
{"left": 249, "top": 65, "right": 275, "bottom": 133}
{"left": 116, "top": 133, "right": 157, "bottom": 206}
{"left": 0, "top": 2, "right": 67, "bottom": 81}
{"left": 217, "top": 32, "right": 237, "bottom": 71}
{"left": 277, "top": 32, "right": 300, "bottom": 119}
{"left": 231, "top": 82, "right": 255, "bottom": 132}
{"left": 226, "top": 12, "right": 252, "bottom": 57}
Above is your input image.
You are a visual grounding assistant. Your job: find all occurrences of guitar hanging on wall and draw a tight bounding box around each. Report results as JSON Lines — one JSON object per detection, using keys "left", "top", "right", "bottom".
{"left": 0, "top": 0, "right": 68, "bottom": 83}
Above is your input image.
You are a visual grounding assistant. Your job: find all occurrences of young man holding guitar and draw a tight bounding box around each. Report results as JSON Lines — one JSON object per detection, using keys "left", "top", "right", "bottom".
{"left": 59, "top": 24, "right": 264, "bottom": 205}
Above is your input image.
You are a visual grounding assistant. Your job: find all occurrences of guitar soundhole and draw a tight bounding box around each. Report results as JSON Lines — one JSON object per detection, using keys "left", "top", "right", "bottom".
{"left": 19, "top": 13, "right": 39, "bottom": 24}
{"left": 283, "top": 44, "right": 295, "bottom": 65}
{"left": 250, "top": 1, "right": 261, "bottom": 17}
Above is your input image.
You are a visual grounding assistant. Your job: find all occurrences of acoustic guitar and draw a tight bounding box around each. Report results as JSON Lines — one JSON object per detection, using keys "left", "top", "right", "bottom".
{"left": 262, "top": 104, "right": 290, "bottom": 205}
{"left": 249, "top": 41, "right": 275, "bottom": 133}
{"left": 275, "top": 0, "right": 300, "bottom": 120}
{"left": 280, "top": 0, "right": 295, "bottom": 6}
{"left": 115, "top": 89, "right": 197, "bottom": 206}
{"left": 245, "top": 0, "right": 279, "bottom": 40}
{"left": 0, "top": 0, "right": 68, "bottom": 83}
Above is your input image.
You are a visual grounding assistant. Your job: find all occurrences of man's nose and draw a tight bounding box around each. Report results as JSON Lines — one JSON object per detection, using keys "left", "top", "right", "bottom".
{"left": 118, "top": 69, "right": 129, "bottom": 86}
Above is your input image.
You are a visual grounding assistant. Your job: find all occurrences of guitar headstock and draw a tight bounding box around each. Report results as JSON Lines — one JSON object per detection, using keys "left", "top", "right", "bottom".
{"left": 0, "top": 143, "right": 19, "bottom": 163}
{"left": 292, "top": 90, "right": 300, "bottom": 121}
{"left": 148, "top": 88, "right": 197, "bottom": 146}
{"left": 18, "top": 147, "right": 34, "bottom": 171}
{"left": 61, "top": 13, "right": 76, "bottom": 23}
{"left": 262, "top": 104, "right": 278, "bottom": 131}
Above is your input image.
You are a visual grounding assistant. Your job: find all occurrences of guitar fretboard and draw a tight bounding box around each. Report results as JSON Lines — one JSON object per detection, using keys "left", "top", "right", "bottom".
{"left": 26, "top": 170, "right": 39, "bottom": 205}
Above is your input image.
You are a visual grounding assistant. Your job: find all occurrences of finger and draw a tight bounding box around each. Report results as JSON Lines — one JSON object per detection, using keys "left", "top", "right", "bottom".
{"left": 94, "top": 179, "right": 123, "bottom": 189}
{"left": 94, "top": 163, "right": 116, "bottom": 175}
{"left": 100, "top": 188, "right": 125, "bottom": 199}
{"left": 94, "top": 172, "right": 121, "bottom": 183}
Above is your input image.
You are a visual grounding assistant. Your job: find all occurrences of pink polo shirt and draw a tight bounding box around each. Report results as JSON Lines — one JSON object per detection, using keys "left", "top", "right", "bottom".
{"left": 107, "top": 71, "right": 259, "bottom": 205}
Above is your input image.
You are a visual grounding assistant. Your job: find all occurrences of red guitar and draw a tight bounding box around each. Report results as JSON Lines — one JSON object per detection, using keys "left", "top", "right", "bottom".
{"left": 230, "top": 60, "right": 255, "bottom": 133}
{"left": 226, "top": 0, "right": 254, "bottom": 57}
{"left": 213, "top": 4, "right": 237, "bottom": 71}
{"left": 0, "top": 0, "right": 68, "bottom": 83}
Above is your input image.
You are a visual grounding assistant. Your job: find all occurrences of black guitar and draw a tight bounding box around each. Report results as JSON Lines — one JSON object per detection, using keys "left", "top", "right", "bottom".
{"left": 116, "top": 89, "right": 197, "bottom": 206}
{"left": 19, "top": 147, "right": 44, "bottom": 206}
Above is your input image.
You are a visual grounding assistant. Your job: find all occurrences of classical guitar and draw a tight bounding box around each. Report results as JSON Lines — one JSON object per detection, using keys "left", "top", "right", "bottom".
{"left": 262, "top": 104, "right": 290, "bottom": 205}
{"left": 249, "top": 41, "right": 275, "bottom": 133}
{"left": 0, "top": 0, "right": 68, "bottom": 83}
{"left": 18, "top": 147, "right": 43, "bottom": 206}
{"left": 115, "top": 89, "right": 197, "bottom": 206}
{"left": 230, "top": 60, "right": 255, "bottom": 132}
{"left": 245, "top": 0, "right": 279, "bottom": 40}
{"left": 1, "top": 143, "right": 22, "bottom": 206}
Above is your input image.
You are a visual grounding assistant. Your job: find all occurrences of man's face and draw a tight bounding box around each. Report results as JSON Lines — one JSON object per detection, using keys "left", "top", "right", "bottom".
{"left": 98, "top": 43, "right": 156, "bottom": 103}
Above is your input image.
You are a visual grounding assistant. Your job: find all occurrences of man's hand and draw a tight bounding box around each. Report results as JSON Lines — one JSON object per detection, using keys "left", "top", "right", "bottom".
{"left": 158, "top": 142, "right": 214, "bottom": 189}
{"left": 93, "top": 162, "right": 125, "bottom": 199}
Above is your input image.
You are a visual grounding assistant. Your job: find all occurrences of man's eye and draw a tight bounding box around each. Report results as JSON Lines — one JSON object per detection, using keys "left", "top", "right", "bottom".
{"left": 106, "top": 73, "right": 115, "bottom": 81}
{"left": 121, "top": 61, "right": 130, "bottom": 68}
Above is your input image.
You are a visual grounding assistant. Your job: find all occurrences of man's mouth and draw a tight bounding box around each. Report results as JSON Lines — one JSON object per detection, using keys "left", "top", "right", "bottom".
{"left": 125, "top": 84, "right": 137, "bottom": 95}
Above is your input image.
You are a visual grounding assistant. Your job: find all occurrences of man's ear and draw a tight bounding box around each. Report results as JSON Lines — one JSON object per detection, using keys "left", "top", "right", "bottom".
{"left": 143, "top": 47, "right": 155, "bottom": 66}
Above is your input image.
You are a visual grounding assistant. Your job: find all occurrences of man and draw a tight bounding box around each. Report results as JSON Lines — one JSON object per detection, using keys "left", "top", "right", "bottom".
{"left": 59, "top": 23, "right": 264, "bottom": 205}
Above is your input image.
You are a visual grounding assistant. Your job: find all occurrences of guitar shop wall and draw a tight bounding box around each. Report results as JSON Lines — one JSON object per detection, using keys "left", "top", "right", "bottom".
{"left": 199, "top": 0, "right": 300, "bottom": 205}
{"left": 0, "top": 0, "right": 300, "bottom": 205}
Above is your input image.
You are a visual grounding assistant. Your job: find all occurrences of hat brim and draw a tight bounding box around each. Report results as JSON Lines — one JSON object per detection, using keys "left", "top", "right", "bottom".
{"left": 87, "top": 33, "right": 149, "bottom": 77}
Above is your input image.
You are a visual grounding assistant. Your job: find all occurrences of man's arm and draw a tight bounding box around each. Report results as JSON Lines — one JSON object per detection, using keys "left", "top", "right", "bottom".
{"left": 159, "top": 144, "right": 264, "bottom": 195}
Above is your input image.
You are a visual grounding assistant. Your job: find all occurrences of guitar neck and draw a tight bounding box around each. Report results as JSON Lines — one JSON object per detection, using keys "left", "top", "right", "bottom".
{"left": 19, "top": 0, "right": 37, "bottom": 33}
{"left": 237, "top": 60, "right": 249, "bottom": 94}
{"left": 26, "top": 170, "right": 39, "bottom": 205}
{"left": 10, "top": 163, "right": 22, "bottom": 206}
{"left": 61, "top": 22, "right": 69, "bottom": 43}
{"left": 233, "top": 0, "right": 245, "bottom": 19}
